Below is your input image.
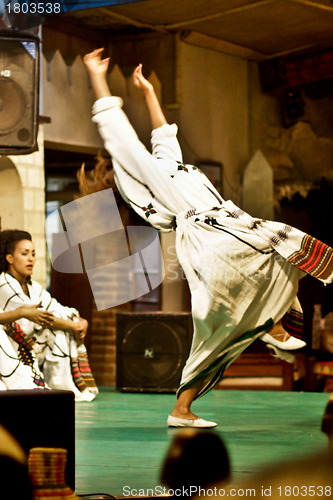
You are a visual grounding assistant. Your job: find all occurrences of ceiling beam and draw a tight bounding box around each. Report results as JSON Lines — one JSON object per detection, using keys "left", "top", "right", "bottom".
{"left": 96, "top": 1, "right": 279, "bottom": 35}
{"left": 180, "top": 30, "right": 266, "bottom": 61}
{"left": 266, "top": 40, "right": 333, "bottom": 59}
{"left": 97, "top": 7, "right": 168, "bottom": 33}
{"left": 288, "top": 0, "right": 333, "bottom": 13}
{"left": 163, "top": 0, "right": 276, "bottom": 30}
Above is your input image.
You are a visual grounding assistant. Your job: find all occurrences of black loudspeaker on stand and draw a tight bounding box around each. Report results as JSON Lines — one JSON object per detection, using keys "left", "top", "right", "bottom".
{"left": 0, "top": 31, "right": 40, "bottom": 155}
{"left": 116, "top": 312, "right": 193, "bottom": 393}
{"left": 0, "top": 389, "right": 75, "bottom": 491}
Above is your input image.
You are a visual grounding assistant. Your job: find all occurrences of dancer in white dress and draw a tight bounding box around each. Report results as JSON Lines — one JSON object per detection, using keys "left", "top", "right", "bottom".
{"left": 82, "top": 49, "right": 333, "bottom": 427}
{"left": 0, "top": 230, "right": 98, "bottom": 400}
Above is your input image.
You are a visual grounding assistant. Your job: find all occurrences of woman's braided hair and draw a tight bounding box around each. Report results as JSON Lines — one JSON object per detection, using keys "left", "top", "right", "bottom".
{"left": 0, "top": 229, "right": 32, "bottom": 273}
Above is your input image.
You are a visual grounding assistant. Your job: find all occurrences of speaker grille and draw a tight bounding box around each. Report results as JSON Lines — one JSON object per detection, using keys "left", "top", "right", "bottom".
{"left": 116, "top": 312, "right": 193, "bottom": 392}
{"left": 121, "top": 320, "right": 184, "bottom": 384}
{"left": 0, "top": 78, "right": 26, "bottom": 134}
{"left": 0, "top": 34, "right": 39, "bottom": 154}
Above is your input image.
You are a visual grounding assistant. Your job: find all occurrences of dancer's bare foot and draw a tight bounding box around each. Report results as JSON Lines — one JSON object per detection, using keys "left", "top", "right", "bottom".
{"left": 168, "top": 379, "right": 217, "bottom": 427}
{"left": 170, "top": 380, "right": 203, "bottom": 420}
{"left": 170, "top": 408, "right": 199, "bottom": 420}
{"left": 168, "top": 401, "right": 217, "bottom": 428}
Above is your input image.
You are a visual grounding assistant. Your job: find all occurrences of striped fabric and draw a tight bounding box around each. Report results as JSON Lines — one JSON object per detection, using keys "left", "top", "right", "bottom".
{"left": 5, "top": 322, "right": 35, "bottom": 352}
{"left": 281, "top": 307, "right": 304, "bottom": 339}
{"left": 4, "top": 322, "right": 46, "bottom": 387}
{"left": 221, "top": 199, "right": 333, "bottom": 285}
{"left": 71, "top": 352, "right": 98, "bottom": 393}
{"left": 289, "top": 235, "right": 333, "bottom": 281}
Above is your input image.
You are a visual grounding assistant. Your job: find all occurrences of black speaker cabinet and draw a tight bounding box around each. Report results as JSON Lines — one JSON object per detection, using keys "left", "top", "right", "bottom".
{"left": 116, "top": 312, "right": 193, "bottom": 393}
{"left": 0, "top": 389, "right": 75, "bottom": 490}
{"left": 0, "top": 32, "right": 40, "bottom": 155}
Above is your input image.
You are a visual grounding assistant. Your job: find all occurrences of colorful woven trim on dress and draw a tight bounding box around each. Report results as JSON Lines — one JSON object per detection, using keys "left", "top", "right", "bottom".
{"left": 5, "top": 322, "right": 35, "bottom": 351}
{"left": 281, "top": 307, "right": 304, "bottom": 339}
{"left": 288, "top": 235, "right": 333, "bottom": 281}
{"left": 4, "top": 322, "right": 45, "bottom": 387}
{"left": 71, "top": 352, "right": 98, "bottom": 393}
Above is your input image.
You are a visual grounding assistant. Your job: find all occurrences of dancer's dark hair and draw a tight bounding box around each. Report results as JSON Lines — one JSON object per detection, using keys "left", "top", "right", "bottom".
{"left": 0, "top": 229, "right": 32, "bottom": 274}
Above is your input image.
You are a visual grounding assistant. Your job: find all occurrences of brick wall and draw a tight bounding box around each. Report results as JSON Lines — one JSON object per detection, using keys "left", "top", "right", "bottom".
{"left": 87, "top": 304, "right": 131, "bottom": 387}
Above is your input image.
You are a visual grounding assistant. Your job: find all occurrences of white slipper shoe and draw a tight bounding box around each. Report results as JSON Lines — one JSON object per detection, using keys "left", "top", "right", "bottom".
{"left": 261, "top": 333, "right": 306, "bottom": 351}
{"left": 167, "top": 415, "right": 217, "bottom": 428}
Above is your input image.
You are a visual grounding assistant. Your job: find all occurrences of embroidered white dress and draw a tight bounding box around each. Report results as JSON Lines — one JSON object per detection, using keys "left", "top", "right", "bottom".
{"left": 92, "top": 96, "right": 333, "bottom": 398}
{"left": 0, "top": 273, "right": 97, "bottom": 401}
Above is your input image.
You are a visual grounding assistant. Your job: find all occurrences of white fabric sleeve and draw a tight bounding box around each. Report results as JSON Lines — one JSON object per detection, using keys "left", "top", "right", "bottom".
{"left": 151, "top": 124, "right": 183, "bottom": 162}
{"left": 92, "top": 96, "right": 123, "bottom": 114}
{"left": 37, "top": 286, "right": 79, "bottom": 319}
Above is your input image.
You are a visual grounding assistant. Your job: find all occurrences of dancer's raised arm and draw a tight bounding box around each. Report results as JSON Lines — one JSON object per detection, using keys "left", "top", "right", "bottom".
{"left": 84, "top": 48, "right": 167, "bottom": 131}
{"left": 133, "top": 63, "right": 167, "bottom": 130}
{"left": 81, "top": 49, "right": 183, "bottom": 221}
{"left": 83, "top": 48, "right": 111, "bottom": 100}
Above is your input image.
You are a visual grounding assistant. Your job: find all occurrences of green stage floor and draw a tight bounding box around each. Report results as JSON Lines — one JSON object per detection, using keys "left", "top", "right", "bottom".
{"left": 74, "top": 389, "right": 329, "bottom": 497}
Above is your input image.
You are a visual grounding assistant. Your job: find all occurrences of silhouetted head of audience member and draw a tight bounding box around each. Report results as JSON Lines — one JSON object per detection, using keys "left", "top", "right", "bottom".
{"left": 322, "top": 397, "right": 333, "bottom": 453}
{"left": 161, "top": 429, "right": 230, "bottom": 495}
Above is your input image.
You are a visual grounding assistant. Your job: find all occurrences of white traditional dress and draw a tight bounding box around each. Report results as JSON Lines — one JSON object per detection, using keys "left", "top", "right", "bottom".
{"left": 92, "top": 96, "right": 333, "bottom": 399}
{"left": 0, "top": 273, "right": 98, "bottom": 401}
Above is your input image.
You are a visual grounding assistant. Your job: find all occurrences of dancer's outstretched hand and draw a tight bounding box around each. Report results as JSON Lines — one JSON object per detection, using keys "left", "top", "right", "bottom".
{"left": 133, "top": 63, "right": 153, "bottom": 93}
{"left": 83, "top": 48, "right": 110, "bottom": 76}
